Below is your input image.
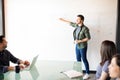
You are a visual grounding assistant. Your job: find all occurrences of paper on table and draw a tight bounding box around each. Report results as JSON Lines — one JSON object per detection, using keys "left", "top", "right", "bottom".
{"left": 61, "top": 70, "right": 83, "bottom": 79}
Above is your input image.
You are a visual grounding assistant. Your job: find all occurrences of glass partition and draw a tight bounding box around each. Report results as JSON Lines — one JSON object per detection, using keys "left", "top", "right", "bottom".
{"left": 0, "top": 0, "right": 5, "bottom": 36}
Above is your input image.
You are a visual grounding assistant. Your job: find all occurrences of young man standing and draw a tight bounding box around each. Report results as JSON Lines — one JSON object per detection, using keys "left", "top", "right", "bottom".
{"left": 59, "top": 14, "right": 91, "bottom": 79}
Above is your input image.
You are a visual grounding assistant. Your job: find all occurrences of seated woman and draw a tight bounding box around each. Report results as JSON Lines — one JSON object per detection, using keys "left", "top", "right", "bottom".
{"left": 108, "top": 54, "right": 120, "bottom": 80}
{"left": 95, "top": 40, "right": 117, "bottom": 80}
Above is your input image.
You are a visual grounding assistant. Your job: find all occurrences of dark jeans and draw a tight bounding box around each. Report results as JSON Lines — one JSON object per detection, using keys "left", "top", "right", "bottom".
{"left": 75, "top": 44, "right": 90, "bottom": 74}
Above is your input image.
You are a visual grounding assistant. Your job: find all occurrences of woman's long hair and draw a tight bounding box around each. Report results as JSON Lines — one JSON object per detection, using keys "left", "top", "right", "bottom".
{"left": 100, "top": 40, "right": 116, "bottom": 66}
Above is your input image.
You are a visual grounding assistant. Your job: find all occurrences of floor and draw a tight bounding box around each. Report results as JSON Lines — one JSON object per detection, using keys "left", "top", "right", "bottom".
{"left": 83, "top": 71, "right": 96, "bottom": 80}
{"left": 83, "top": 73, "right": 95, "bottom": 80}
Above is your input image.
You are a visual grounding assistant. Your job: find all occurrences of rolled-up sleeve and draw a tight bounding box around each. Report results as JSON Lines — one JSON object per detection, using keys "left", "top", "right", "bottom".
{"left": 70, "top": 22, "right": 78, "bottom": 28}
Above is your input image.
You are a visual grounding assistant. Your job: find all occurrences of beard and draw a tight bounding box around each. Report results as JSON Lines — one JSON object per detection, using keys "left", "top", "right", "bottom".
{"left": 3, "top": 45, "right": 7, "bottom": 50}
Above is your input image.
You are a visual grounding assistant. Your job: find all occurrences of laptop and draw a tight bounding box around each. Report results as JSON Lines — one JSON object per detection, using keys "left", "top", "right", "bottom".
{"left": 4, "top": 55, "right": 39, "bottom": 80}
{"left": 24, "top": 54, "right": 39, "bottom": 71}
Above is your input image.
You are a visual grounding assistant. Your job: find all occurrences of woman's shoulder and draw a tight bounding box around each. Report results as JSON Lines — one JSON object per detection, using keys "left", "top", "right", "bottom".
{"left": 104, "top": 60, "right": 109, "bottom": 65}
{"left": 102, "top": 60, "right": 109, "bottom": 68}
{"left": 102, "top": 60, "right": 110, "bottom": 72}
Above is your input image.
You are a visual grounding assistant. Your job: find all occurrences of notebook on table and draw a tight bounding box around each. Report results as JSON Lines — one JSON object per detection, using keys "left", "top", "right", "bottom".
{"left": 61, "top": 69, "right": 83, "bottom": 79}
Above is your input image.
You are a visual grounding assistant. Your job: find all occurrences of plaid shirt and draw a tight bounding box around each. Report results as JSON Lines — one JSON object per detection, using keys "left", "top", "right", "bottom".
{"left": 70, "top": 22, "right": 91, "bottom": 48}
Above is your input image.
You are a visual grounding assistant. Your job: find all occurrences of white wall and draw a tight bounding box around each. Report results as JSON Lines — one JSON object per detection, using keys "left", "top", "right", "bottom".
{"left": 5, "top": 0, "right": 117, "bottom": 70}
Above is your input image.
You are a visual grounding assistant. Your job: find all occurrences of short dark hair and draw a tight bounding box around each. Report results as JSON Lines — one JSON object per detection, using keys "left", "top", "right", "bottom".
{"left": 100, "top": 40, "right": 116, "bottom": 66}
{"left": 77, "top": 14, "right": 84, "bottom": 21}
{"left": 112, "top": 54, "right": 120, "bottom": 67}
{"left": 0, "top": 35, "right": 5, "bottom": 43}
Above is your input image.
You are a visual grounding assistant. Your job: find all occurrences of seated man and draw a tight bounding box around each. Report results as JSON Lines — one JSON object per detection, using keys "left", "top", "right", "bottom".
{"left": 0, "top": 35, "right": 30, "bottom": 73}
